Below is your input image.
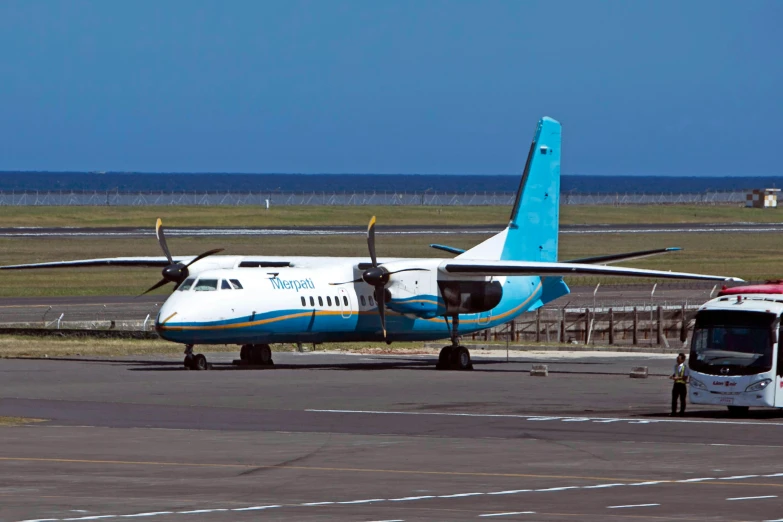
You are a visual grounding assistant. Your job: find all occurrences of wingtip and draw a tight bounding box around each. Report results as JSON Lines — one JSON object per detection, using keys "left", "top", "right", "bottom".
{"left": 368, "top": 215, "right": 376, "bottom": 232}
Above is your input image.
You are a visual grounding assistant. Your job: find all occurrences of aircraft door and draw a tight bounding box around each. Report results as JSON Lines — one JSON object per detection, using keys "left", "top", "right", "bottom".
{"left": 338, "top": 288, "right": 353, "bottom": 319}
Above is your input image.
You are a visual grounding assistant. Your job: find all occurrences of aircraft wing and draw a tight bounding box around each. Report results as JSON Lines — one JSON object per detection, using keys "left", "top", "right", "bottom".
{"left": 433, "top": 245, "right": 684, "bottom": 263}
{"left": 0, "top": 257, "right": 191, "bottom": 269}
{"left": 441, "top": 259, "right": 742, "bottom": 282}
{"left": 563, "top": 247, "right": 682, "bottom": 265}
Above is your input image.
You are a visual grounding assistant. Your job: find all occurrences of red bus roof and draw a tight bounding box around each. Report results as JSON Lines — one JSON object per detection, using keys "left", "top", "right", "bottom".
{"left": 718, "top": 281, "right": 783, "bottom": 296}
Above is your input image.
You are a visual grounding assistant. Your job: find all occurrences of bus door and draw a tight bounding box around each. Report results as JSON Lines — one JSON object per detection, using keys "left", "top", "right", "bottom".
{"left": 776, "top": 324, "right": 783, "bottom": 406}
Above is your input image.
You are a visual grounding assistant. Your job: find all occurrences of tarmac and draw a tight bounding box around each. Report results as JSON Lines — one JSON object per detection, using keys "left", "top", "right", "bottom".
{"left": 2, "top": 350, "right": 783, "bottom": 521}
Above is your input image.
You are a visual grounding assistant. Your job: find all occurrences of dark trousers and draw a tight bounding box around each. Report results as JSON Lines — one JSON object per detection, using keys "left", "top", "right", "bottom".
{"left": 672, "top": 382, "right": 687, "bottom": 414}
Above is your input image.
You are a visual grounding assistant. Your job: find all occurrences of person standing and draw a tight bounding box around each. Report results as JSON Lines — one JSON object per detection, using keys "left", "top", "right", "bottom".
{"left": 670, "top": 353, "right": 689, "bottom": 416}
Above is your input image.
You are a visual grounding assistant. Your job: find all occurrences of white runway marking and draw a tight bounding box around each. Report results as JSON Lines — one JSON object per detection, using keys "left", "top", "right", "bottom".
{"left": 16, "top": 470, "right": 783, "bottom": 522}
{"left": 479, "top": 513, "right": 536, "bottom": 517}
{"left": 305, "top": 408, "right": 783, "bottom": 427}
{"left": 608, "top": 503, "right": 660, "bottom": 509}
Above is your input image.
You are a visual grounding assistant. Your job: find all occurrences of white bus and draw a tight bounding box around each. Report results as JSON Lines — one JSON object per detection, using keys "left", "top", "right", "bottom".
{"left": 689, "top": 289, "right": 783, "bottom": 414}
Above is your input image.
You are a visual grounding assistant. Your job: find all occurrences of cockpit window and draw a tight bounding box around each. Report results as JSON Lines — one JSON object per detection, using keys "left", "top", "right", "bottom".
{"left": 178, "top": 278, "right": 195, "bottom": 291}
{"left": 229, "top": 279, "right": 243, "bottom": 289}
{"left": 221, "top": 280, "right": 232, "bottom": 290}
{"left": 194, "top": 279, "right": 218, "bottom": 291}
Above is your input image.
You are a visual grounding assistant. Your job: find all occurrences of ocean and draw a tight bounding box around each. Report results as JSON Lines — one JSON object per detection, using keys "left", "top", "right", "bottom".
{"left": 0, "top": 172, "right": 780, "bottom": 194}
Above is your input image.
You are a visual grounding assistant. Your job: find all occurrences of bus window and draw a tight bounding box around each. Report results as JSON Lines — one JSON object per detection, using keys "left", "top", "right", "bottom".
{"left": 179, "top": 278, "right": 195, "bottom": 291}
{"left": 194, "top": 279, "right": 218, "bottom": 291}
{"left": 221, "top": 280, "right": 232, "bottom": 290}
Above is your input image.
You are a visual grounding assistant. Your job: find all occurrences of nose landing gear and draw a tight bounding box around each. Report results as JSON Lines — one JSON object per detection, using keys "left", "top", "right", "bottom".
{"left": 436, "top": 315, "right": 473, "bottom": 371}
{"left": 183, "top": 345, "right": 210, "bottom": 370}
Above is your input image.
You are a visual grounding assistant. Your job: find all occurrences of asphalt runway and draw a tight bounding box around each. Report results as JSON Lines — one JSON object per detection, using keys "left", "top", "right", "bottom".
{"left": 2, "top": 222, "right": 783, "bottom": 237}
{"left": 3, "top": 351, "right": 783, "bottom": 521}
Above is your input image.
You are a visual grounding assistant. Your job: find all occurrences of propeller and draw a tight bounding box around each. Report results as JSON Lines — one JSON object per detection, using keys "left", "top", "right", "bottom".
{"left": 332, "top": 216, "right": 426, "bottom": 338}
{"left": 139, "top": 218, "right": 224, "bottom": 296}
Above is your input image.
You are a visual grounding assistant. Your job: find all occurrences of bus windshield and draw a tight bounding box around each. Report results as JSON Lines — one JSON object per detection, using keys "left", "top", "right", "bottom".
{"left": 689, "top": 310, "right": 776, "bottom": 376}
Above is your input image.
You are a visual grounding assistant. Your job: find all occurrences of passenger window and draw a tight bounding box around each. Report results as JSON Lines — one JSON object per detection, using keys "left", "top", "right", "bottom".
{"left": 343, "top": 296, "right": 348, "bottom": 306}
{"left": 360, "top": 295, "right": 366, "bottom": 306}
{"left": 318, "top": 296, "right": 323, "bottom": 306}
{"left": 301, "top": 296, "right": 306, "bottom": 307}
{"left": 327, "top": 296, "right": 332, "bottom": 306}
{"left": 179, "top": 278, "right": 195, "bottom": 291}
{"left": 309, "top": 296, "right": 315, "bottom": 306}
{"left": 221, "top": 280, "right": 232, "bottom": 290}
{"left": 369, "top": 295, "right": 375, "bottom": 306}
{"left": 229, "top": 279, "right": 243, "bottom": 289}
{"left": 334, "top": 296, "right": 339, "bottom": 306}
{"left": 194, "top": 279, "right": 218, "bottom": 291}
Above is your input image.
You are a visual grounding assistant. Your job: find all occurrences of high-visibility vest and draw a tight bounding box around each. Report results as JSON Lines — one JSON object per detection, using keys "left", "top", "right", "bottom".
{"left": 675, "top": 364, "right": 687, "bottom": 384}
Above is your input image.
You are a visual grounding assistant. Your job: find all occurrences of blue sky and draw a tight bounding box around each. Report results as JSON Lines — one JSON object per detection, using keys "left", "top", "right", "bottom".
{"left": 0, "top": 1, "right": 779, "bottom": 175}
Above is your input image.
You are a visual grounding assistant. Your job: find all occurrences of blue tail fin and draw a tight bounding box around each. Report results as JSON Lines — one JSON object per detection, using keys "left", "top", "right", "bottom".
{"left": 459, "top": 117, "right": 561, "bottom": 261}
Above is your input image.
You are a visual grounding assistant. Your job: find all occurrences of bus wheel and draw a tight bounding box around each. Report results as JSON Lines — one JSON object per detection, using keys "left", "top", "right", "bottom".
{"left": 727, "top": 406, "right": 749, "bottom": 416}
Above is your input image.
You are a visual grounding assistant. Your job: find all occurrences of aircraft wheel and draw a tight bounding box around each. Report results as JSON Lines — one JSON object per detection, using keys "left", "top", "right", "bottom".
{"left": 250, "top": 344, "right": 273, "bottom": 366}
{"left": 183, "top": 355, "right": 194, "bottom": 370}
{"left": 240, "top": 345, "right": 250, "bottom": 362}
{"left": 436, "top": 346, "right": 452, "bottom": 370}
{"left": 450, "top": 346, "right": 472, "bottom": 371}
{"left": 192, "top": 354, "right": 209, "bottom": 371}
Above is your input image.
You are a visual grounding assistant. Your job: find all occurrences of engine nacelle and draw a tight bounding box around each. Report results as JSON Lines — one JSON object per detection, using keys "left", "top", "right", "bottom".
{"left": 438, "top": 280, "right": 503, "bottom": 314}
{"left": 385, "top": 287, "right": 444, "bottom": 319}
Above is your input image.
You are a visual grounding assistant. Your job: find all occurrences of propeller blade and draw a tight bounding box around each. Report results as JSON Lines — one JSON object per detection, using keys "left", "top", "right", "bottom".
{"left": 139, "top": 277, "right": 171, "bottom": 297}
{"left": 185, "top": 248, "right": 225, "bottom": 267}
{"left": 155, "top": 218, "right": 174, "bottom": 264}
{"left": 367, "top": 215, "right": 378, "bottom": 268}
{"left": 374, "top": 285, "right": 387, "bottom": 339}
{"left": 329, "top": 278, "right": 363, "bottom": 286}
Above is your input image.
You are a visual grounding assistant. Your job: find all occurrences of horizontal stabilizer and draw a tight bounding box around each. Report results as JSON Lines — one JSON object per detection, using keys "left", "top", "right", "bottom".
{"left": 564, "top": 247, "right": 681, "bottom": 265}
{"left": 441, "top": 259, "right": 742, "bottom": 282}
{"left": 430, "top": 244, "right": 466, "bottom": 255}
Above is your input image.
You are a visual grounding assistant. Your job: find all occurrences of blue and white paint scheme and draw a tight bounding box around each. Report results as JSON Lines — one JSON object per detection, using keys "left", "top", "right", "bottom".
{"left": 1, "top": 117, "right": 742, "bottom": 370}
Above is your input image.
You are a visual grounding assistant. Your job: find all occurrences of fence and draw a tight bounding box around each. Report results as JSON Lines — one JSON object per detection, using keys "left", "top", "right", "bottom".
{"left": 0, "top": 190, "right": 750, "bottom": 206}
{"left": 471, "top": 304, "right": 696, "bottom": 348}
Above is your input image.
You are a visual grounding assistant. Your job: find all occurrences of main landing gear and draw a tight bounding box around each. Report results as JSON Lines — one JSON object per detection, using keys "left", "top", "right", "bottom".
{"left": 183, "top": 345, "right": 210, "bottom": 371}
{"left": 238, "top": 344, "right": 274, "bottom": 367}
{"left": 436, "top": 315, "right": 473, "bottom": 371}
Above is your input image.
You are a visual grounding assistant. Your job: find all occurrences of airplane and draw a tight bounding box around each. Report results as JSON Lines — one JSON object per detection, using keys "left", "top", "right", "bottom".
{"left": 1, "top": 117, "right": 742, "bottom": 371}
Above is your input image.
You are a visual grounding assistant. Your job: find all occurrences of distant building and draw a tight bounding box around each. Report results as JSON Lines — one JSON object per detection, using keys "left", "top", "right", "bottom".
{"left": 746, "top": 188, "right": 780, "bottom": 208}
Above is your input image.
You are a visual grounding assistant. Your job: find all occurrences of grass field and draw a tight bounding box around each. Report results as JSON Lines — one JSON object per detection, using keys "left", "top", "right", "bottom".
{"left": 0, "top": 230, "right": 779, "bottom": 296}
{"left": 0, "top": 417, "right": 44, "bottom": 426}
{"left": 1, "top": 203, "right": 782, "bottom": 228}
{"left": 0, "top": 335, "right": 430, "bottom": 358}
